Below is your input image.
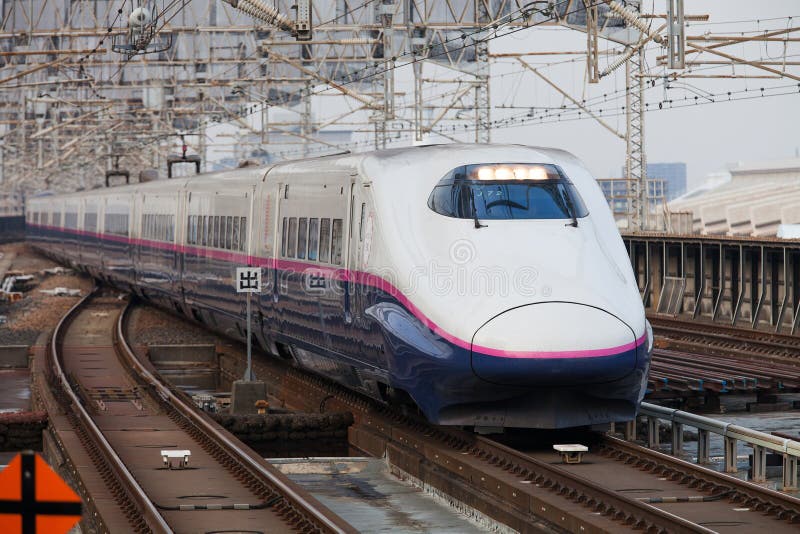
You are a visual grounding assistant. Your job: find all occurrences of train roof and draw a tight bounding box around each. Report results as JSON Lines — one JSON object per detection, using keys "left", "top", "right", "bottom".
{"left": 266, "top": 143, "right": 581, "bottom": 176}
{"left": 29, "top": 144, "right": 584, "bottom": 203}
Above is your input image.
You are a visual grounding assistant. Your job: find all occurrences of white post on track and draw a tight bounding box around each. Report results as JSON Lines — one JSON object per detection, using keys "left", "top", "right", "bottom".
{"left": 245, "top": 290, "right": 252, "bottom": 381}
{"left": 236, "top": 267, "right": 261, "bottom": 382}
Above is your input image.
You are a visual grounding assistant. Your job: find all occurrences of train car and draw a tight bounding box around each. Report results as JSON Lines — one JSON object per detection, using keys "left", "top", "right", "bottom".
{"left": 27, "top": 144, "right": 652, "bottom": 430}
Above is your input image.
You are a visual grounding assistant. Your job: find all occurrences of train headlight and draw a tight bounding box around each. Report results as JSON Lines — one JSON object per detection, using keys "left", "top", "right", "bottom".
{"left": 494, "top": 167, "right": 514, "bottom": 180}
{"left": 527, "top": 166, "right": 550, "bottom": 181}
{"left": 470, "top": 164, "right": 554, "bottom": 181}
{"left": 645, "top": 320, "right": 654, "bottom": 354}
{"left": 476, "top": 167, "right": 494, "bottom": 181}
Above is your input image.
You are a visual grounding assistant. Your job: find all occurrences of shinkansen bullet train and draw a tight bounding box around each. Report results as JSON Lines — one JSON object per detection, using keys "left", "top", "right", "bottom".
{"left": 27, "top": 144, "right": 652, "bottom": 430}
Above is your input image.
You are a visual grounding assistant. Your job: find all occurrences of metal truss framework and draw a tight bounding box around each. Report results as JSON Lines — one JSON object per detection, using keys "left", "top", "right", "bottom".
{"left": 0, "top": 0, "right": 796, "bottom": 218}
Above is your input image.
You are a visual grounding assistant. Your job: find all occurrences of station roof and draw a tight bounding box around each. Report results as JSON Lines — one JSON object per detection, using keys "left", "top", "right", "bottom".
{"left": 668, "top": 159, "right": 800, "bottom": 237}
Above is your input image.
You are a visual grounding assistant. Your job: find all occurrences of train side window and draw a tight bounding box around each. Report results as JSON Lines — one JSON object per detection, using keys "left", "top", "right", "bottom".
{"left": 287, "top": 217, "right": 297, "bottom": 258}
{"left": 297, "top": 217, "right": 308, "bottom": 259}
{"left": 308, "top": 218, "right": 319, "bottom": 261}
{"left": 359, "top": 203, "right": 366, "bottom": 241}
{"left": 331, "top": 219, "right": 343, "bottom": 265}
{"left": 319, "top": 218, "right": 330, "bottom": 263}
{"left": 239, "top": 217, "right": 247, "bottom": 251}
{"left": 220, "top": 216, "right": 227, "bottom": 248}
{"left": 281, "top": 217, "right": 288, "bottom": 257}
{"left": 226, "top": 216, "right": 234, "bottom": 249}
{"left": 213, "top": 216, "right": 220, "bottom": 248}
{"left": 233, "top": 216, "right": 240, "bottom": 251}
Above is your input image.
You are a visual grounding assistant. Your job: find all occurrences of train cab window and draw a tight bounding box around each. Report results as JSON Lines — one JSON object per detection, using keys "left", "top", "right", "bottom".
{"left": 297, "top": 218, "right": 308, "bottom": 259}
{"left": 239, "top": 217, "right": 247, "bottom": 251}
{"left": 287, "top": 217, "right": 298, "bottom": 258}
{"left": 308, "top": 218, "right": 319, "bottom": 261}
{"left": 428, "top": 163, "right": 588, "bottom": 221}
{"left": 319, "top": 218, "right": 331, "bottom": 263}
{"left": 331, "top": 219, "right": 343, "bottom": 265}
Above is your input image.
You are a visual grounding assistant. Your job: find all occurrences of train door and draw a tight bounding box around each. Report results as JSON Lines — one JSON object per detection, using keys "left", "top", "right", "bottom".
{"left": 346, "top": 179, "right": 384, "bottom": 371}
{"left": 347, "top": 182, "right": 365, "bottom": 320}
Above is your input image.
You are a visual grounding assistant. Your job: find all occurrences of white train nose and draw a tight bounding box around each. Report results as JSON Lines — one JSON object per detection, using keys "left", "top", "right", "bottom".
{"left": 470, "top": 302, "right": 640, "bottom": 387}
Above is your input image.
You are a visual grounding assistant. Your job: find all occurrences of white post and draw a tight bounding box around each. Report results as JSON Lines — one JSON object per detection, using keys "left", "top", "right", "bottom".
{"left": 244, "top": 290, "right": 252, "bottom": 381}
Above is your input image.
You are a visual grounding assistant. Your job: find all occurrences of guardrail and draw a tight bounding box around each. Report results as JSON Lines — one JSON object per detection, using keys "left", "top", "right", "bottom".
{"left": 630, "top": 402, "right": 800, "bottom": 490}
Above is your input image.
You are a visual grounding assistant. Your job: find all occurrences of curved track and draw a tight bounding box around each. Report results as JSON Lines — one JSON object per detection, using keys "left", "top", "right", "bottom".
{"left": 45, "top": 289, "right": 354, "bottom": 534}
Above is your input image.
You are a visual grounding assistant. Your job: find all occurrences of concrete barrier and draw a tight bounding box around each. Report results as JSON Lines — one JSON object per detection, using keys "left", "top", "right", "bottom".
{"left": 0, "top": 345, "right": 29, "bottom": 368}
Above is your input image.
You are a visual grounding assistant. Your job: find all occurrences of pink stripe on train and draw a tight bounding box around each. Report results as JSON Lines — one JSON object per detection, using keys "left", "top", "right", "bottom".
{"left": 30, "top": 223, "right": 646, "bottom": 359}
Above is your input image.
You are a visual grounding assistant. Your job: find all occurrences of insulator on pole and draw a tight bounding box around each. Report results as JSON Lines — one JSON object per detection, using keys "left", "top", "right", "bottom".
{"left": 606, "top": 1, "right": 663, "bottom": 44}
{"left": 222, "top": 0, "right": 295, "bottom": 33}
{"left": 600, "top": 45, "right": 638, "bottom": 77}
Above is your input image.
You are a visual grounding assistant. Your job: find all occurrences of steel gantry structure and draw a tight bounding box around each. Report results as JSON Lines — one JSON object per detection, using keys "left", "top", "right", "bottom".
{"left": 0, "top": 0, "right": 633, "bottom": 193}
{"left": 0, "top": 0, "right": 798, "bottom": 238}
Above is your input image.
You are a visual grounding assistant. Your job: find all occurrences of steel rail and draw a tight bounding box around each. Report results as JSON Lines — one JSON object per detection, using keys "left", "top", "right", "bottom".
{"left": 599, "top": 434, "right": 800, "bottom": 518}
{"left": 471, "top": 435, "right": 717, "bottom": 534}
{"left": 650, "top": 317, "right": 800, "bottom": 350}
{"left": 115, "top": 301, "right": 355, "bottom": 534}
{"left": 49, "top": 288, "right": 173, "bottom": 534}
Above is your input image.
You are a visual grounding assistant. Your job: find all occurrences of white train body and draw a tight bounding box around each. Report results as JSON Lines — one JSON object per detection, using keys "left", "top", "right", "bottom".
{"left": 28, "top": 144, "right": 651, "bottom": 429}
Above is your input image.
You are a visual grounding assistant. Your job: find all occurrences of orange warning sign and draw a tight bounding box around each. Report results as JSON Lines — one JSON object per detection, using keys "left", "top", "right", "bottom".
{"left": 0, "top": 452, "right": 82, "bottom": 534}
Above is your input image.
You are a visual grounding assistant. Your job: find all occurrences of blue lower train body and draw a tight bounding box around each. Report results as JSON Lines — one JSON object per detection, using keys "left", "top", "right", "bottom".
{"left": 29, "top": 224, "right": 650, "bottom": 429}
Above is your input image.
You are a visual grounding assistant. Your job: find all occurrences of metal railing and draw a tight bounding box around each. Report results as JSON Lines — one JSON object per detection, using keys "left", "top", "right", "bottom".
{"left": 626, "top": 402, "right": 800, "bottom": 491}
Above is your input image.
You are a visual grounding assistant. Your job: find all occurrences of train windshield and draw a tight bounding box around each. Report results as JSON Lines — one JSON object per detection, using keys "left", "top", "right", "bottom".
{"left": 428, "top": 163, "right": 588, "bottom": 221}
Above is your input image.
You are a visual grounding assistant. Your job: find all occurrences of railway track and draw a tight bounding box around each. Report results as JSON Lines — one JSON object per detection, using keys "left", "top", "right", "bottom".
{"left": 650, "top": 317, "right": 800, "bottom": 362}
{"left": 648, "top": 317, "right": 800, "bottom": 395}
{"left": 43, "top": 289, "right": 354, "bottom": 533}
{"left": 193, "top": 307, "right": 800, "bottom": 533}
